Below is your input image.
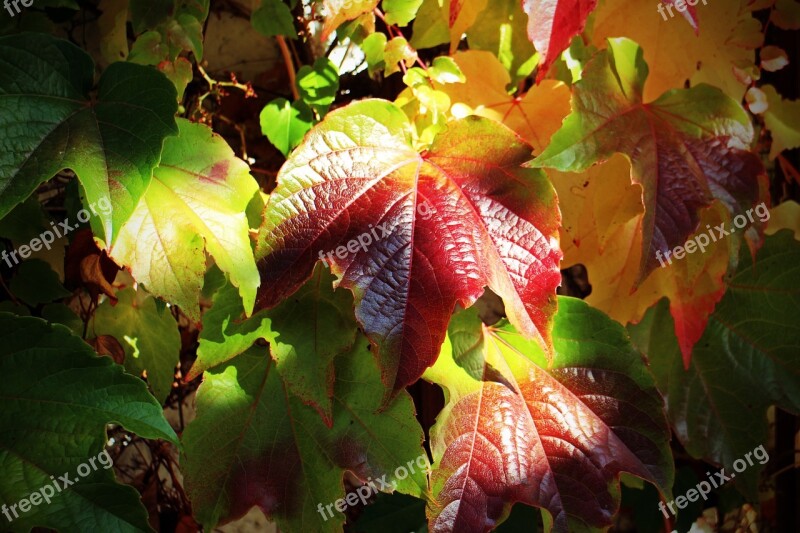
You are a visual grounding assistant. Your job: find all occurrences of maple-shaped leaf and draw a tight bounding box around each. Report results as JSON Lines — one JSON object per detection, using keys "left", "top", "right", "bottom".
{"left": 629, "top": 230, "right": 800, "bottom": 499}
{"left": 0, "top": 33, "right": 178, "bottom": 243}
{"left": 550, "top": 154, "right": 763, "bottom": 366}
{"left": 181, "top": 336, "right": 429, "bottom": 532}
{"left": 591, "top": 0, "right": 763, "bottom": 102}
{"left": 107, "top": 119, "right": 260, "bottom": 321}
{"left": 188, "top": 263, "right": 358, "bottom": 424}
{"left": 254, "top": 99, "right": 562, "bottom": 393}
{"left": 521, "top": 0, "right": 598, "bottom": 80}
{"left": 533, "top": 38, "right": 764, "bottom": 279}
{"left": 0, "top": 314, "right": 177, "bottom": 532}
{"left": 425, "top": 297, "right": 673, "bottom": 532}
{"left": 434, "top": 50, "right": 571, "bottom": 154}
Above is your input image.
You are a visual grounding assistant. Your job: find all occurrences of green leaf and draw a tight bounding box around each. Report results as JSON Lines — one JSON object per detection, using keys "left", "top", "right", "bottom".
{"left": 383, "top": 0, "right": 424, "bottom": 26}
{"left": 190, "top": 263, "right": 358, "bottom": 422}
{"left": 9, "top": 259, "right": 70, "bottom": 307}
{"left": 0, "top": 313, "right": 177, "bottom": 532}
{"left": 260, "top": 98, "right": 313, "bottom": 156}
{"left": 107, "top": 119, "right": 260, "bottom": 321}
{"left": 362, "top": 32, "right": 388, "bottom": 76}
{"left": 296, "top": 57, "right": 340, "bottom": 116}
{"left": 91, "top": 288, "right": 181, "bottom": 404}
{"left": 465, "top": 0, "right": 536, "bottom": 82}
{"left": 252, "top": 0, "right": 296, "bottom": 37}
{"left": 0, "top": 33, "right": 178, "bottom": 243}
{"left": 428, "top": 56, "right": 465, "bottom": 84}
{"left": 0, "top": 195, "right": 48, "bottom": 244}
{"left": 409, "top": 0, "right": 449, "bottom": 49}
{"left": 628, "top": 230, "right": 800, "bottom": 501}
{"left": 182, "top": 336, "right": 428, "bottom": 531}
{"left": 426, "top": 297, "right": 673, "bottom": 532}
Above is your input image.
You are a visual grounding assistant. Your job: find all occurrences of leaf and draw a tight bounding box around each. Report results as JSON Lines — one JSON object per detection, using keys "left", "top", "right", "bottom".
{"left": 465, "top": 0, "right": 537, "bottom": 82}
{"left": 296, "top": 58, "right": 340, "bottom": 116}
{"left": 321, "top": 0, "right": 380, "bottom": 40}
{"left": 107, "top": 119, "right": 260, "bottom": 321}
{"left": 760, "top": 45, "right": 789, "bottom": 72}
{"left": 384, "top": 0, "right": 424, "bottom": 26}
{"left": 591, "top": 0, "right": 764, "bottom": 101}
{"left": 410, "top": 0, "right": 450, "bottom": 49}
{"left": 252, "top": 0, "right": 296, "bottom": 38}
{"left": 254, "top": 99, "right": 562, "bottom": 393}
{"left": 761, "top": 84, "right": 800, "bottom": 159}
{"left": 533, "top": 38, "right": 764, "bottom": 279}
{"left": 661, "top": 0, "right": 700, "bottom": 32}
{"left": 425, "top": 297, "right": 673, "bottom": 532}
{"left": 130, "top": 0, "right": 174, "bottom": 34}
{"left": 189, "top": 263, "right": 358, "bottom": 423}
{"left": 550, "top": 154, "right": 745, "bottom": 367}
{"left": 0, "top": 33, "right": 178, "bottom": 243}
{"left": 447, "top": 0, "right": 488, "bottom": 53}
{"left": 521, "top": 0, "right": 599, "bottom": 80}
{"left": 434, "top": 50, "right": 571, "bottom": 153}
{"left": 97, "top": 0, "right": 130, "bottom": 64}
{"left": 181, "top": 337, "right": 428, "bottom": 531}
{"left": 384, "top": 36, "right": 417, "bottom": 76}
{"left": 260, "top": 98, "right": 314, "bottom": 156}
{"left": 629, "top": 231, "right": 800, "bottom": 499}
{"left": 91, "top": 287, "right": 181, "bottom": 404}
{"left": 772, "top": 0, "right": 800, "bottom": 29}
{"left": 0, "top": 313, "right": 177, "bottom": 532}
{"left": 8, "top": 259, "right": 70, "bottom": 306}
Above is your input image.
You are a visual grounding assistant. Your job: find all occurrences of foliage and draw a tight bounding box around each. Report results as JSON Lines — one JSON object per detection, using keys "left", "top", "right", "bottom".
{"left": 0, "top": 0, "right": 798, "bottom": 532}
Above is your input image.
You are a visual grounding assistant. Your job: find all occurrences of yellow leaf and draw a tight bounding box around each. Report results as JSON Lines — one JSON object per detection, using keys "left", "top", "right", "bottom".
{"left": 321, "top": 0, "right": 380, "bottom": 40}
{"left": 592, "top": 0, "right": 763, "bottom": 101}
{"left": 435, "top": 51, "right": 571, "bottom": 153}
{"left": 762, "top": 84, "right": 800, "bottom": 159}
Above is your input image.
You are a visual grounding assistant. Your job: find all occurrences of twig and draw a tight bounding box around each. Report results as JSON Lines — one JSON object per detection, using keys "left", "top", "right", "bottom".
{"left": 276, "top": 36, "right": 300, "bottom": 100}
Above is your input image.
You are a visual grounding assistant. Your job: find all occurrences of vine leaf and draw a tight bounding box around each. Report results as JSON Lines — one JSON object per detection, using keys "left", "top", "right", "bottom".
{"left": 0, "top": 33, "right": 178, "bottom": 243}
{"left": 591, "top": 0, "right": 764, "bottom": 101}
{"left": 181, "top": 337, "right": 428, "bottom": 532}
{"left": 254, "top": 99, "right": 562, "bottom": 394}
{"left": 91, "top": 287, "right": 181, "bottom": 404}
{"left": 521, "top": 0, "right": 599, "bottom": 80}
{"left": 0, "top": 314, "right": 177, "bottom": 532}
{"left": 425, "top": 298, "right": 673, "bottom": 532}
{"left": 107, "top": 119, "right": 260, "bottom": 321}
{"left": 321, "top": 0, "right": 379, "bottom": 40}
{"left": 188, "top": 263, "right": 358, "bottom": 424}
{"left": 533, "top": 38, "right": 764, "bottom": 281}
{"left": 629, "top": 230, "right": 800, "bottom": 501}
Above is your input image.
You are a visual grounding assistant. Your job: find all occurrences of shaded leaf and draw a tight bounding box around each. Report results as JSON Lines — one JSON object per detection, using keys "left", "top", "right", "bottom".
{"left": 628, "top": 230, "right": 800, "bottom": 501}
{"left": 0, "top": 33, "right": 178, "bottom": 243}
{"left": 91, "top": 288, "right": 181, "bottom": 404}
{"left": 0, "top": 314, "right": 177, "bottom": 532}
{"left": 181, "top": 337, "right": 428, "bottom": 531}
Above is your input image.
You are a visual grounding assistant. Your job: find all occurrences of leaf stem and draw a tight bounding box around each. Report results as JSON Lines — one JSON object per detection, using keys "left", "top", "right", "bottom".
{"left": 276, "top": 35, "right": 300, "bottom": 101}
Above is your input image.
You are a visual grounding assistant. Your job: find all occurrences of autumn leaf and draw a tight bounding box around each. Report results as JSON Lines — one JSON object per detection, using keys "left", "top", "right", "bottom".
{"left": 255, "top": 99, "right": 562, "bottom": 394}
{"left": 521, "top": 0, "right": 599, "bottom": 80}
{"left": 425, "top": 298, "right": 673, "bottom": 532}
{"left": 181, "top": 337, "right": 429, "bottom": 532}
{"left": 321, "top": 0, "right": 379, "bottom": 40}
{"left": 591, "top": 0, "right": 764, "bottom": 101}
{"left": 533, "top": 38, "right": 764, "bottom": 279}
{"left": 108, "top": 119, "right": 260, "bottom": 321}
{"left": 629, "top": 231, "right": 800, "bottom": 499}
{"left": 434, "top": 50, "right": 571, "bottom": 153}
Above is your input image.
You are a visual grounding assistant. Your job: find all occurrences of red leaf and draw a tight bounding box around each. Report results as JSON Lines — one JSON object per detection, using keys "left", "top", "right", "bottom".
{"left": 255, "top": 100, "right": 562, "bottom": 393}
{"left": 522, "top": 0, "right": 599, "bottom": 80}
